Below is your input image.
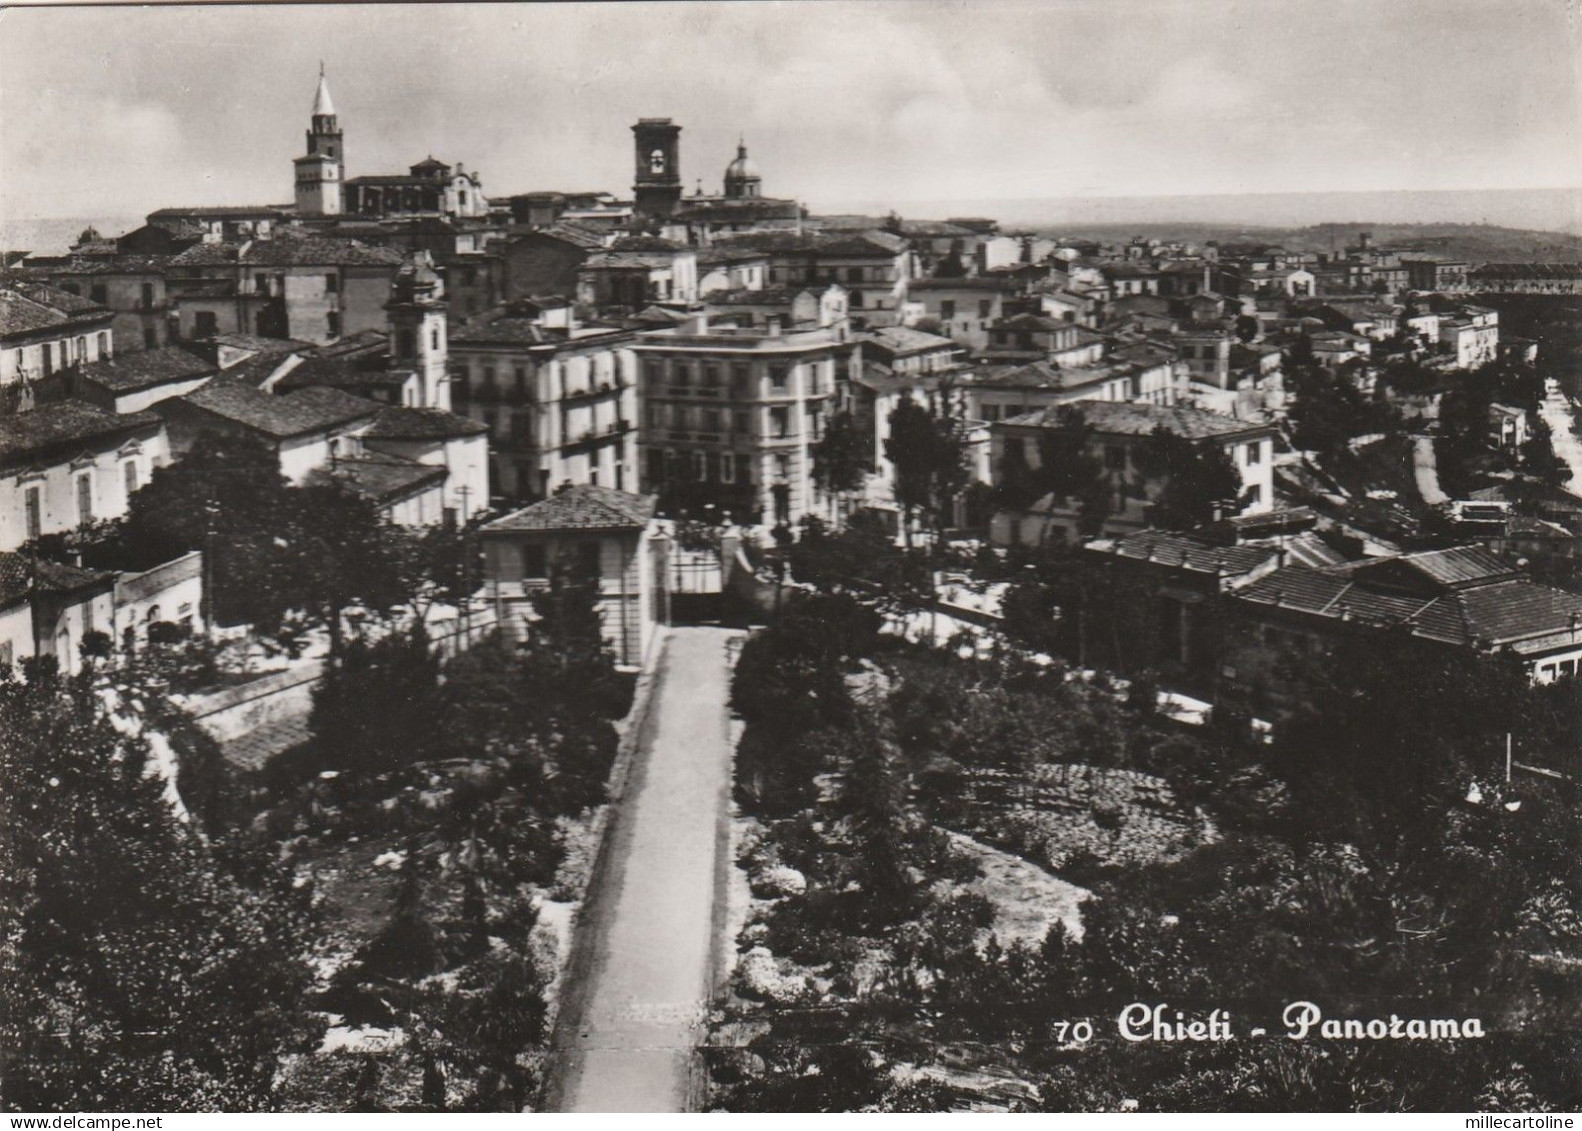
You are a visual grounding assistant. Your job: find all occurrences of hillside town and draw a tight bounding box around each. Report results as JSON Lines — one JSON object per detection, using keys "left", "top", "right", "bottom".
{"left": 3, "top": 62, "right": 1580, "bottom": 1116}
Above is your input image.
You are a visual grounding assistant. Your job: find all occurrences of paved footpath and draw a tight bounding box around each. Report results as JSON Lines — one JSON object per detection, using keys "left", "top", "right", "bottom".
{"left": 546, "top": 627, "right": 738, "bottom": 1112}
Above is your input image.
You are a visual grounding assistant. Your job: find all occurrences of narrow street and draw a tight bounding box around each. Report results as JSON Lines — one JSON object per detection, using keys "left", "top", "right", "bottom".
{"left": 544, "top": 627, "right": 739, "bottom": 1113}
{"left": 1539, "top": 378, "right": 1582, "bottom": 500}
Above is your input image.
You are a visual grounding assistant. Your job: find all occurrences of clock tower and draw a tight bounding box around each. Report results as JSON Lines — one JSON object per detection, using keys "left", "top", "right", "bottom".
{"left": 294, "top": 66, "right": 344, "bottom": 217}
{"left": 631, "top": 118, "right": 682, "bottom": 220}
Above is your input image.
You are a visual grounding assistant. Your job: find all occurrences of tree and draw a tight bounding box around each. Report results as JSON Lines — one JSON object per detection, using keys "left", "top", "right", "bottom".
{"left": 112, "top": 432, "right": 410, "bottom": 655}
{"left": 309, "top": 624, "right": 445, "bottom": 777}
{"left": 810, "top": 410, "right": 872, "bottom": 522}
{"left": 0, "top": 659, "right": 319, "bottom": 1111}
{"left": 1136, "top": 425, "right": 1244, "bottom": 530}
{"left": 884, "top": 390, "right": 972, "bottom": 547}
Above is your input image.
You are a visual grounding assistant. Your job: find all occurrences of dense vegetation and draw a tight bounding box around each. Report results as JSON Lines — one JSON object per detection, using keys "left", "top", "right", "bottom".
{"left": 708, "top": 578, "right": 1582, "bottom": 1112}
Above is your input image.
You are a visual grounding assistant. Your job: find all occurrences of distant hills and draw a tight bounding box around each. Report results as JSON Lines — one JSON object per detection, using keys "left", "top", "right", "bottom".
{"left": 819, "top": 186, "right": 1582, "bottom": 245}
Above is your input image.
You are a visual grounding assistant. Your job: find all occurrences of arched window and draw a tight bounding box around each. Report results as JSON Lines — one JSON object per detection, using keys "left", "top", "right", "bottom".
{"left": 649, "top": 149, "right": 666, "bottom": 174}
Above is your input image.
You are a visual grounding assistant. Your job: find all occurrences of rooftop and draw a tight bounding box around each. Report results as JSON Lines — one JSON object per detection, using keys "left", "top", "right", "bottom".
{"left": 1001, "top": 400, "right": 1275, "bottom": 441}
{"left": 0, "top": 400, "right": 164, "bottom": 468}
{"left": 362, "top": 406, "right": 489, "bottom": 441}
{"left": 483, "top": 484, "right": 657, "bottom": 532}
{"left": 177, "top": 382, "right": 378, "bottom": 439}
{"left": 76, "top": 345, "right": 216, "bottom": 392}
{"left": 1085, "top": 530, "right": 1278, "bottom": 578}
{"left": 1234, "top": 553, "right": 1582, "bottom": 652}
{"left": 322, "top": 452, "right": 446, "bottom": 503}
{"left": 0, "top": 552, "right": 114, "bottom": 609}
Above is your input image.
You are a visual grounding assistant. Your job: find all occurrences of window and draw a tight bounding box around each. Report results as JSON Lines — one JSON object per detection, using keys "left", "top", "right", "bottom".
{"left": 90, "top": 284, "right": 108, "bottom": 304}
{"left": 97, "top": 332, "right": 109, "bottom": 357}
{"left": 940, "top": 300, "right": 956, "bottom": 321}
{"left": 1245, "top": 441, "right": 1263, "bottom": 465}
{"left": 703, "top": 363, "right": 720, "bottom": 388}
{"left": 979, "top": 298, "right": 993, "bottom": 319}
{"left": 578, "top": 540, "right": 602, "bottom": 576}
{"left": 1244, "top": 483, "right": 1263, "bottom": 507}
{"left": 770, "top": 407, "right": 790, "bottom": 438}
{"left": 522, "top": 543, "right": 547, "bottom": 580}
{"left": 673, "top": 363, "right": 690, "bottom": 387}
{"left": 734, "top": 411, "right": 749, "bottom": 434}
{"left": 76, "top": 474, "right": 94, "bottom": 524}
{"left": 254, "top": 273, "right": 268, "bottom": 295}
{"left": 1008, "top": 518, "right": 1022, "bottom": 544}
{"left": 719, "top": 453, "right": 736, "bottom": 483}
{"left": 692, "top": 451, "right": 709, "bottom": 481}
{"left": 847, "top": 266, "right": 864, "bottom": 284}
{"left": 62, "top": 283, "right": 81, "bottom": 296}
{"left": 194, "top": 311, "right": 218, "bottom": 338}
{"left": 123, "top": 460, "right": 139, "bottom": 496}
{"left": 325, "top": 273, "right": 339, "bottom": 293}
{"left": 431, "top": 325, "right": 440, "bottom": 351}
{"left": 144, "top": 327, "right": 158, "bottom": 350}
{"left": 397, "top": 329, "right": 415, "bottom": 359}
{"left": 647, "top": 447, "right": 667, "bottom": 484}
{"left": 1105, "top": 445, "right": 1127, "bottom": 471}
{"left": 326, "top": 311, "right": 341, "bottom": 338}
{"left": 731, "top": 363, "right": 749, "bottom": 391}
{"left": 24, "top": 487, "right": 41, "bottom": 542}
{"left": 483, "top": 365, "right": 497, "bottom": 388}
{"left": 768, "top": 365, "right": 787, "bottom": 391}
{"left": 982, "top": 404, "right": 1000, "bottom": 422}
{"left": 703, "top": 409, "right": 721, "bottom": 434}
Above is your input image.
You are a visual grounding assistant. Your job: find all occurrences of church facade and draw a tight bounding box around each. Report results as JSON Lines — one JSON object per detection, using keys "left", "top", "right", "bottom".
{"left": 292, "top": 71, "right": 487, "bottom": 222}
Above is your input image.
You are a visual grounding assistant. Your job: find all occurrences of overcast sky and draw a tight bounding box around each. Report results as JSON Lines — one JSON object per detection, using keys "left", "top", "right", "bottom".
{"left": 2, "top": 0, "right": 1579, "bottom": 223}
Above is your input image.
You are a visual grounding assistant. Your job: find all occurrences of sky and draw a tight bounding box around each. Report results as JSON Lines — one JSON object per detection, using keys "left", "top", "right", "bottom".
{"left": 1, "top": 0, "right": 1579, "bottom": 224}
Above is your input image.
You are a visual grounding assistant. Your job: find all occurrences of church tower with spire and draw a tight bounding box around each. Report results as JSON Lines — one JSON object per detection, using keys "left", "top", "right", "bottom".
{"left": 294, "top": 66, "right": 344, "bottom": 216}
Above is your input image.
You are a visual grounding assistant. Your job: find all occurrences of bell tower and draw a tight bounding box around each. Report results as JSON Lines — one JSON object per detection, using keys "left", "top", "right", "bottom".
{"left": 631, "top": 118, "right": 682, "bottom": 220}
{"left": 386, "top": 256, "right": 450, "bottom": 410}
{"left": 294, "top": 65, "right": 344, "bottom": 217}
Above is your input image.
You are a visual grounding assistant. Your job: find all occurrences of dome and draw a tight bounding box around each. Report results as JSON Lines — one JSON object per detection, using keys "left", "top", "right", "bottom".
{"left": 723, "top": 139, "right": 762, "bottom": 198}
{"left": 725, "top": 147, "right": 760, "bottom": 182}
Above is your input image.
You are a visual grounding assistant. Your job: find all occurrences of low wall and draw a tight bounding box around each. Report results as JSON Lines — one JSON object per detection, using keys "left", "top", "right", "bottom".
{"left": 176, "top": 661, "right": 325, "bottom": 743}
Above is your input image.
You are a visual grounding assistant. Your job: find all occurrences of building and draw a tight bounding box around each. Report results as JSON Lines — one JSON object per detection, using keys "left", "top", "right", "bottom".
{"left": 1439, "top": 307, "right": 1499, "bottom": 369}
{"left": 713, "top": 230, "right": 914, "bottom": 325}
{"left": 354, "top": 407, "right": 489, "bottom": 524}
{"left": 0, "top": 552, "right": 116, "bottom": 675}
{"left": 989, "top": 401, "right": 1277, "bottom": 547}
{"left": 159, "top": 382, "right": 379, "bottom": 484}
{"left": 1223, "top": 546, "right": 1582, "bottom": 713}
{"left": 1465, "top": 263, "right": 1582, "bottom": 296}
{"left": 908, "top": 276, "right": 1023, "bottom": 350}
{"left": 1401, "top": 258, "right": 1468, "bottom": 293}
{"left": 633, "top": 316, "right": 860, "bottom": 525}
{"left": 164, "top": 235, "right": 405, "bottom": 345}
{"left": 860, "top": 325, "right": 960, "bottom": 376}
{"left": 69, "top": 345, "right": 218, "bottom": 414}
{"left": 577, "top": 237, "right": 699, "bottom": 309}
{"left": 0, "top": 401, "right": 169, "bottom": 552}
{"left": 145, "top": 206, "right": 285, "bottom": 245}
{"left": 1, "top": 282, "right": 116, "bottom": 404}
{"left": 1081, "top": 528, "right": 1285, "bottom": 682}
{"left": 450, "top": 306, "right": 639, "bottom": 502}
{"left": 481, "top": 485, "right": 665, "bottom": 669}
{"left": 344, "top": 157, "right": 488, "bottom": 222}
{"left": 18, "top": 257, "right": 173, "bottom": 354}
{"left": 1488, "top": 402, "right": 1529, "bottom": 451}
